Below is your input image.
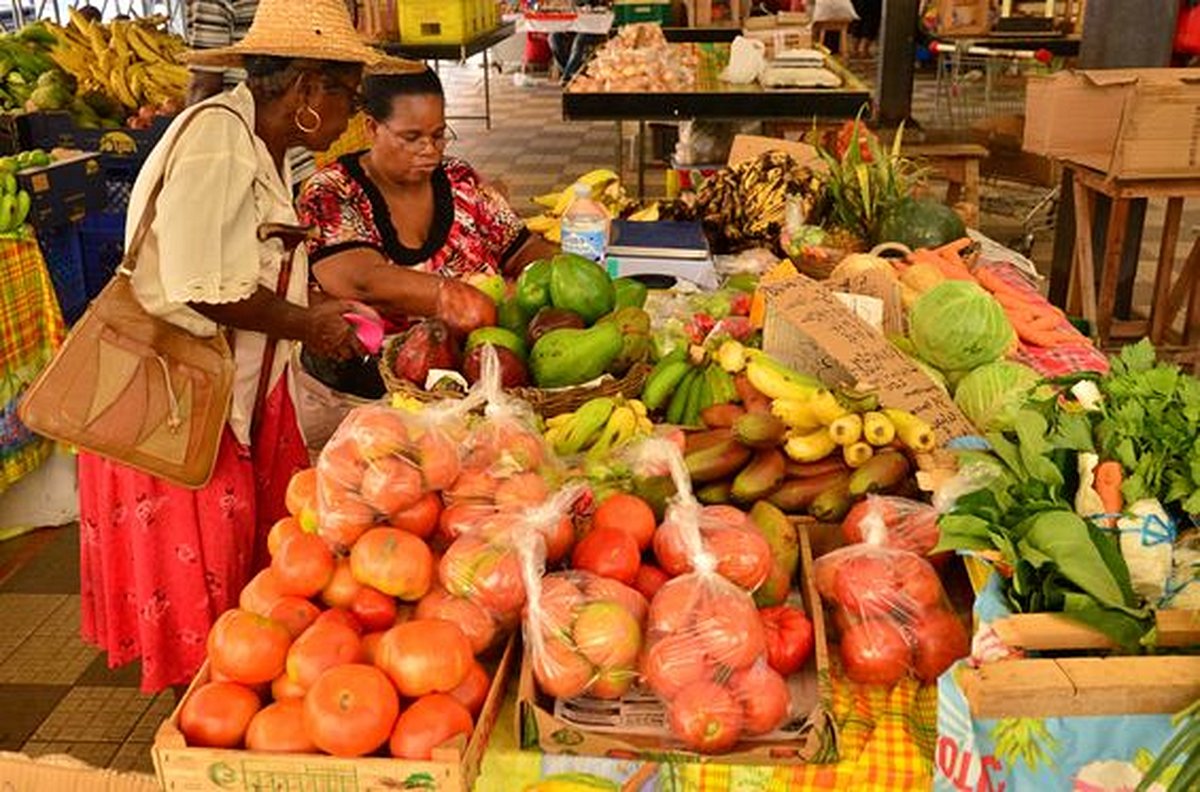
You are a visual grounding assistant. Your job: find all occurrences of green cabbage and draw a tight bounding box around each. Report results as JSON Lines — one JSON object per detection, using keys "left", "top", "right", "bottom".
{"left": 954, "top": 361, "right": 1042, "bottom": 432}
{"left": 909, "top": 281, "right": 1015, "bottom": 372}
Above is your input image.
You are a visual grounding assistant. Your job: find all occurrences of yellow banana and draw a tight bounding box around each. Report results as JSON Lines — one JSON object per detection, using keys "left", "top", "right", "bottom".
{"left": 828, "top": 413, "right": 863, "bottom": 446}
{"left": 862, "top": 411, "right": 896, "bottom": 446}
{"left": 784, "top": 428, "right": 838, "bottom": 463}
{"left": 715, "top": 339, "right": 747, "bottom": 374}
{"left": 544, "top": 412, "right": 574, "bottom": 430}
{"left": 628, "top": 201, "right": 659, "bottom": 222}
{"left": 771, "top": 398, "right": 824, "bottom": 431}
{"left": 843, "top": 441, "right": 874, "bottom": 468}
{"left": 882, "top": 409, "right": 936, "bottom": 452}
{"left": 109, "top": 65, "right": 138, "bottom": 108}
{"left": 577, "top": 168, "right": 618, "bottom": 187}
{"left": 586, "top": 405, "right": 638, "bottom": 459}
{"left": 744, "top": 352, "right": 821, "bottom": 402}
{"left": 533, "top": 190, "right": 563, "bottom": 210}
{"left": 809, "top": 389, "right": 849, "bottom": 425}
{"left": 556, "top": 397, "right": 615, "bottom": 455}
{"left": 525, "top": 214, "right": 557, "bottom": 234}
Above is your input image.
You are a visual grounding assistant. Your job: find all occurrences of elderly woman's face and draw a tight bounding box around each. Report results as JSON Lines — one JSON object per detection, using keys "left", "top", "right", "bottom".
{"left": 298, "top": 67, "right": 364, "bottom": 152}
{"left": 368, "top": 94, "right": 447, "bottom": 184}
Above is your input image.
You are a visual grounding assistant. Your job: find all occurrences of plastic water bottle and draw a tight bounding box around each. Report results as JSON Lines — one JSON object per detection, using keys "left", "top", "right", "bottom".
{"left": 560, "top": 182, "right": 610, "bottom": 263}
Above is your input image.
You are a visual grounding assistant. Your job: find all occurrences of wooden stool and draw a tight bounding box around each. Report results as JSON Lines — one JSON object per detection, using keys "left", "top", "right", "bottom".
{"left": 903, "top": 142, "right": 988, "bottom": 208}
{"left": 812, "top": 19, "right": 852, "bottom": 58}
{"left": 1063, "top": 163, "right": 1200, "bottom": 347}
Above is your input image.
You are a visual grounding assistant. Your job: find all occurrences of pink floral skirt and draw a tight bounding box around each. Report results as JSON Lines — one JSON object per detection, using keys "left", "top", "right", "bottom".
{"left": 78, "top": 377, "right": 309, "bottom": 693}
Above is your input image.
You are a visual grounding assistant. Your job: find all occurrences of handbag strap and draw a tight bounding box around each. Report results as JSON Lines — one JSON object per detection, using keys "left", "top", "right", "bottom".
{"left": 119, "top": 103, "right": 255, "bottom": 276}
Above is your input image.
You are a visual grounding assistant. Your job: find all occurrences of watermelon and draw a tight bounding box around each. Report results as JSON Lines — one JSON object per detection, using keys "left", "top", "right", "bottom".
{"left": 878, "top": 197, "right": 967, "bottom": 249}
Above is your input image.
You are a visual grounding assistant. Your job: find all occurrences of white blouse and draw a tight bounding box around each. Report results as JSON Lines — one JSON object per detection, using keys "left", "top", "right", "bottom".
{"left": 126, "top": 83, "right": 309, "bottom": 446}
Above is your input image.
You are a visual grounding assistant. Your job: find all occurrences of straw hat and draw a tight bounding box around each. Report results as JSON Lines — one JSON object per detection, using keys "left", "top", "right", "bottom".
{"left": 187, "top": 0, "right": 422, "bottom": 72}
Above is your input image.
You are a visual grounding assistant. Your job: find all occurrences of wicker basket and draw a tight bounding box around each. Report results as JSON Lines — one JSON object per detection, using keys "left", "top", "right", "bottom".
{"left": 379, "top": 337, "right": 651, "bottom": 418}
{"left": 789, "top": 243, "right": 864, "bottom": 280}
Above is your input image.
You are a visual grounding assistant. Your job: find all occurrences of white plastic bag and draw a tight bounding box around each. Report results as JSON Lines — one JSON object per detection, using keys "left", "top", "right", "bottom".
{"left": 719, "top": 37, "right": 767, "bottom": 84}
{"left": 812, "top": 0, "right": 859, "bottom": 23}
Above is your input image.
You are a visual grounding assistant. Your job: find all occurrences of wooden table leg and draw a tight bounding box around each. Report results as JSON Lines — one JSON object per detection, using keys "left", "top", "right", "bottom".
{"left": 1096, "top": 197, "right": 1130, "bottom": 346}
{"left": 963, "top": 158, "right": 980, "bottom": 208}
{"left": 1150, "top": 197, "right": 1184, "bottom": 344}
{"left": 1184, "top": 238, "right": 1200, "bottom": 345}
{"left": 1071, "top": 178, "right": 1098, "bottom": 332}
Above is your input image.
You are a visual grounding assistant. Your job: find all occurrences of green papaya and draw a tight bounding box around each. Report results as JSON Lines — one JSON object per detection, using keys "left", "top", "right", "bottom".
{"left": 465, "top": 326, "right": 528, "bottom": 361}
{"left": 496, "top": 297, "right": 528, "bottom": 336}
{"left": 598, "top": 306, "right": 652, "bottom": 375}
{"left": 529, "top": 322, "right": 623, "bottom": 388}
{"left": 549, "top": 253, "right": 615, "bottom": 325}
{"left": 516, "top": 258, "right": 553, "bottom": 317}
{"left": 612, "top": 276, "right": 648, "bottom": 309}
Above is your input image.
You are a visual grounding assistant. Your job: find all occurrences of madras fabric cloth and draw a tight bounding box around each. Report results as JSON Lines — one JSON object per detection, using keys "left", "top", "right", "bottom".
{"left": 0, "top": 237, "right": 65, "bottom": 490}
{"left": 478, "top": 676, "right": 937, "bottom": 791}
{"left": 982, "top": 261, "right": 1111, "bottom": 378}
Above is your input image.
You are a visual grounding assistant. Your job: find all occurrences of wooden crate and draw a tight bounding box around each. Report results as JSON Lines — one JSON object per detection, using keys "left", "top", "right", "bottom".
{"left": 153, "top": 636, "right": 516, "bottom": 792}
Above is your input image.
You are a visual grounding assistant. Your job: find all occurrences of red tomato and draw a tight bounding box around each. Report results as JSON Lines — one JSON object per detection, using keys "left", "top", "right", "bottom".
{"left": 893, "top": 556, "right": 945, "bottom": 612}
{"left": 633, "top": 564, "right": 670, "bottom": 601}
{"left": 303, "top": 664, "right": 399, "bottom": 757}
{"left": 571, "top": 527, "right": 640, "bottom": 585}
{"left": 389, "top": 491, "right": 442, "bottom": 539}
{"left": 840, "top": 619, "right": 911, "bottom": 686}
{"left": 729, "top": 663, "right": 790, "bottom": 736}
{"left": 389, "top": 693, "right": 474, "bottom": 760}
{"left": 832, "top": 555, "right": 899, "bottom": 615}
{"left": 531, "top": 637, "right": 594, "bottom": 700}
{"left": 207, "top": 609, "right": 291, "bottom": 686}
{"left": 320, "top": 559, "right": 364, "bottom": 610}
{"left": 286, "top": 622, "right": 363, "bottom": 690}
{"left": 911, "top": 609, "right": 969, "bottom": 684}
{"left": 666, "top": 681, "right": 743, "bottom": 753}
{"left": 180, "top": 681, "right": 260, "bottom": 748}
{"left": 693, "top": 591, "right": 765, "bottom": 671}
{"left": 267, "top": 596, "right": 321, "bottom": 639}
{"left": 376, "top": 619, "right": 472, "bottom": 697}
{"left": 542, "top": 516, "right": 576, "bottom": 565}
{"left": 245, "top": 699, "right": 316, "bottom": 753}
{"left": 593, "top": 493, "right": 656, "bottom": 551}
{"left": 271, "top": 532, "right": 335, "bottom": 599}
{"left": 640, "top": 633, "right": 709, "bottom": 700}
{"left": 448, "top": 661, "right": 490, "bottom": 718}
{"left": 312, "top": 607, "right": 363, "bottom": 634}
{"left": 350, "top": 528, "right": 433, "bottom": 601}
{"left": 759, "top": 605, "right": 815, "bottom": 676}
{"left": 651, "top": 518, "right": 690, "bottom": 577}
{"left": 349, "top": 586, "right": 399, "bottom": 633}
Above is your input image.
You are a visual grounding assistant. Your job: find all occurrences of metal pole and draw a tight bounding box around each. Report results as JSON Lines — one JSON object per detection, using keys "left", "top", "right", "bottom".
{"left": 876, "top": 0, "right": 920, "bottom": 125}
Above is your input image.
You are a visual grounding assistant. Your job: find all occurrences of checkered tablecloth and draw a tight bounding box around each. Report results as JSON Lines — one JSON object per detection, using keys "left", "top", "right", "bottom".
{"left": 0, "top": 237, "right": 65, "bottom": 491}
{"left": 980, "top": 261, "right": 1110, "bottom": 378}
{"left": 478, "top": 676, "right": 937, "bottom": 791}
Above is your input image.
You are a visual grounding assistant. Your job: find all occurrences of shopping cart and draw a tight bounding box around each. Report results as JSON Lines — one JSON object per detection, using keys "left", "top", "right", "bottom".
{"left": 930, "top": 40, "right": 1055, "bottom": 130}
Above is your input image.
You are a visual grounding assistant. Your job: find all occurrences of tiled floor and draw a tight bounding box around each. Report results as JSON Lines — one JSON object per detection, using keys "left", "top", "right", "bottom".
{"left": 0, "top": 526, "right": 162, "bottom": 775}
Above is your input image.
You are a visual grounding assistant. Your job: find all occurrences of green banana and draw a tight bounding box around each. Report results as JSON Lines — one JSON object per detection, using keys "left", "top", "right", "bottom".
{"left": 705, "top": 363, "right": 739, "bottom": 405}
{"left": 555, "top": 397, "right": 615, "bottom": 455}
{"left": 642, "top": 359, "right": 690, "bottom": 412}
{"left": 11, "top": 189, "right": 28, "bottom": 228}
{"left": 684, "top": 373, "right": 713, "bottom": 428}
{"left": 666, "top": 367, "right": 701, "bottom": 425}
{"left": 0, "top": 194, "right": 13, "bottom": 231}
{"left": 3, "top": 173, "right": 15, "bottom": 195}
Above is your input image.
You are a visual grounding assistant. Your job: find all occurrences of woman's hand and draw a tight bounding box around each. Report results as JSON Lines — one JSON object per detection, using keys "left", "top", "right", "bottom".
{"left": 435, "top": 279, "right": 497, "bottom": 335}
{"left": 304, "top": 299, "right": 367, "bottom": 360}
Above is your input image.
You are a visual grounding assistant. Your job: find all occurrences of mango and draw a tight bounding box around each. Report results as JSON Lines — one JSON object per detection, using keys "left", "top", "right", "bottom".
{"left": 733, "top": 412, "right": 787, "bottom": 449}
{"left": 529, "top": 323, "right": 623, "bottom": 388}
{"left": 748, "top": 501, "right": 799, "bottom": 580}
{"left": 598, "top": 307, "right": 652, "bottom": 375}
{"left": 731, "top": 448, "right": 786, "bottom": 503}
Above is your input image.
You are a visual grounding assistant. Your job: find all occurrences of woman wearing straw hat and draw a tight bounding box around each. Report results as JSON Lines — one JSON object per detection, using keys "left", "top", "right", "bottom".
{"left": 76, "top": 0, "right": 421, "bottom": 695}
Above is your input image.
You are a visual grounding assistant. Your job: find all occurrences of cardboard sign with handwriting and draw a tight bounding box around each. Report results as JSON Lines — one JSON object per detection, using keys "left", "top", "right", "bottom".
{"left": 762, "top": 275, "right": 976, "bottom": 442}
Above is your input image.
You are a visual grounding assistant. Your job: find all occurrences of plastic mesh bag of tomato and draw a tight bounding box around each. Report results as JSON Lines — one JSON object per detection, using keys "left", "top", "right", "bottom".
{"left": 841, "top": 495, "right": 947, "bottom": 562}
{"left": 520, "top": 545, "right": 649, "bottom": 701}
{"left": 314, "top": 390, "right": 479, "bottom": 551}
{"left": 427, "top": 485, "right": 585, "bottom": 655}
{"left": 635, "top": 439, "right": 792, "bottom": 754}
{"left": 813, "top": 516, "right": 968, "bottom": 687}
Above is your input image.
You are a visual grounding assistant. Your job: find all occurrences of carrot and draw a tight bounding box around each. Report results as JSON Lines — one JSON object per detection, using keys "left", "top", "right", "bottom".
{"left": 1014, "top": 324, "right": 1077, "bottom": 348}
{"left": 974, "top": 266, "right": 1027, "bottom": 299}
{"left": 933, "top": 237, "right": 973, "bottom": 260}
{"left": 1094, "top": 462, "right": 1123, "bottom": 523}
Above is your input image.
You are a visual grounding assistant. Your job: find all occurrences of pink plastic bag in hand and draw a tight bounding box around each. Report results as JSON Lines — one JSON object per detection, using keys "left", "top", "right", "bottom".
{"left": 636, "top": 439, "right": 791, "bottom": 753}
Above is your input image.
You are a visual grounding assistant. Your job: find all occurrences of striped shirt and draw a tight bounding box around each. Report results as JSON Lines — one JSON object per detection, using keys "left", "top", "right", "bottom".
{"left": 184, "top": 0, "right": 316, "bottom": 186}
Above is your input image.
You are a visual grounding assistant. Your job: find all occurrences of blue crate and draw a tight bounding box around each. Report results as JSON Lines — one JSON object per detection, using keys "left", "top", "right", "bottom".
{"left": 79, "top": 212, "right": 126, "bottom": 299}
{"left": 36, "top": 224, "right": 86, "bottom": 325}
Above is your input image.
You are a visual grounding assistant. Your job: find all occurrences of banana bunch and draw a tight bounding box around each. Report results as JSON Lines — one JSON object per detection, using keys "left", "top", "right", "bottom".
{"left": 640, "top": 343, "right": 741, "bottom": 428}
{"left": 686, "top": 151, "right": 823, "bottom": 253}
{"left": 775, "top": 390, "right": 935, "bottom": 467}
{"left": 525, "top": 169, "right": 642, "bottom": 244}
{"left": 544, "top": 396, "right": 653, "bottom": 460}
{"left": 0, "top": 24, "right": 63, "bottom": 111}
{"left": 45, "top": 10, "right": 189, "bottom": 113}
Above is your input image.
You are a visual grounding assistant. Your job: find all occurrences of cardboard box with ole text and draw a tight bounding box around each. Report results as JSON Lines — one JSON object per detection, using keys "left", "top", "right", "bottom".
{"left": 1024, "top": 68, "right": 1200, "bottom": 180}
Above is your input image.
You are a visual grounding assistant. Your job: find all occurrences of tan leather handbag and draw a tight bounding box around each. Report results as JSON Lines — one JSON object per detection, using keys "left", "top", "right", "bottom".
{"left": 19, "top": 106, "right": 253, "bottom": 489}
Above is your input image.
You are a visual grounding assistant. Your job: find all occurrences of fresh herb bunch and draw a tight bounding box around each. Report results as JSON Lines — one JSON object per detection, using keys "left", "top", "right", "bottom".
{"left": 814, "top": 111, "right": 925, "bottom": 246}
{"left": 1094, "top": 341, "right": 1200, "bottom": 515}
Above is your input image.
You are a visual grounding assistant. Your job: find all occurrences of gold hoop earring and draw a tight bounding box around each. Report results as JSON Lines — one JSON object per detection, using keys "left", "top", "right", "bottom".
{"left": 294, "top": 105, "right": 321, "bottom": 134}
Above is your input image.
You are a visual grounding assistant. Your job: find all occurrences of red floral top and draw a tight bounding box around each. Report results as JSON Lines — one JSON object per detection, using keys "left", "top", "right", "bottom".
{"left": 297, "top": 154, "right": 529, "bottom": 279}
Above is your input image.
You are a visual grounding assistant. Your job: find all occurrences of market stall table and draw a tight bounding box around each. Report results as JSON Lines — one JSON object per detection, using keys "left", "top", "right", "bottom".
{"left": 563, "top": 49, "right": 872, "bottom": 199}
{"left": 383, "top": 23, "right": 516, "bottom": 130}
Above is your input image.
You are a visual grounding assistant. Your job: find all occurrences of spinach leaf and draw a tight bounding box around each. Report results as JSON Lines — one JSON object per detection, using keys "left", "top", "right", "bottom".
{"left": 935, "top": 515, "right": 994, "bottom": 553}
{"left": 1018, "top": 511, "right": 1129, "bottom": 610}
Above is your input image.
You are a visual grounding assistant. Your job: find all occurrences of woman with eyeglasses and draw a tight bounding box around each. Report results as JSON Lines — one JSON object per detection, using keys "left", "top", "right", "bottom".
{"left": 297, "top": 67, "right": 556, "bottom": 337}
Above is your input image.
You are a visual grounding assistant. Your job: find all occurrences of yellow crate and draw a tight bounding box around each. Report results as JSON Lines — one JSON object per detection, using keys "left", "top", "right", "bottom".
{"left": 399, "top": 0, "right": 479, "bottom": 44}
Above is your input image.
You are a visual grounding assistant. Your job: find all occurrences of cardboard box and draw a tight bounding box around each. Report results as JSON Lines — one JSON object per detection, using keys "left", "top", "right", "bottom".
{"left": 153, "top": 635, "right": 516, "bottom": 792}
{"left": 1024, "top": 68, "right": 1200, "bottom": 180}
{"left": 761, "top": 275, "right": 978, "bottom": 443}
{"left": 518, "top": 519, "right": 839, "bottom": 764}
{"left": 0, "top": 752, "right": 158, "bottom": 791}
{"left": 728, "top": 133, "right": 822, "bottom": 169}
{"left": 16, "top": 152, "right": 104, "bottom": 228}
{"left": 937, "top": 0, "right": 992, "bottom": 36}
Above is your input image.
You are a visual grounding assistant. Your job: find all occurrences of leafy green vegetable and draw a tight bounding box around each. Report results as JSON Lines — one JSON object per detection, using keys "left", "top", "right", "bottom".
{"left": 1096, "top": 340, "right": 1200, "bottom": 513}
{"left": 954, "top": 361, "right": 1042, "bottom": 432}
{"left": 1016, "top": 511, "right": 1131, "bottom": 611}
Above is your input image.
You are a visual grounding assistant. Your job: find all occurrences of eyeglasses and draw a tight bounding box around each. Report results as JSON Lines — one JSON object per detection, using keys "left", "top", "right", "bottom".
{"left": 381, "top": 123, "right": 459, "bottom": 151}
